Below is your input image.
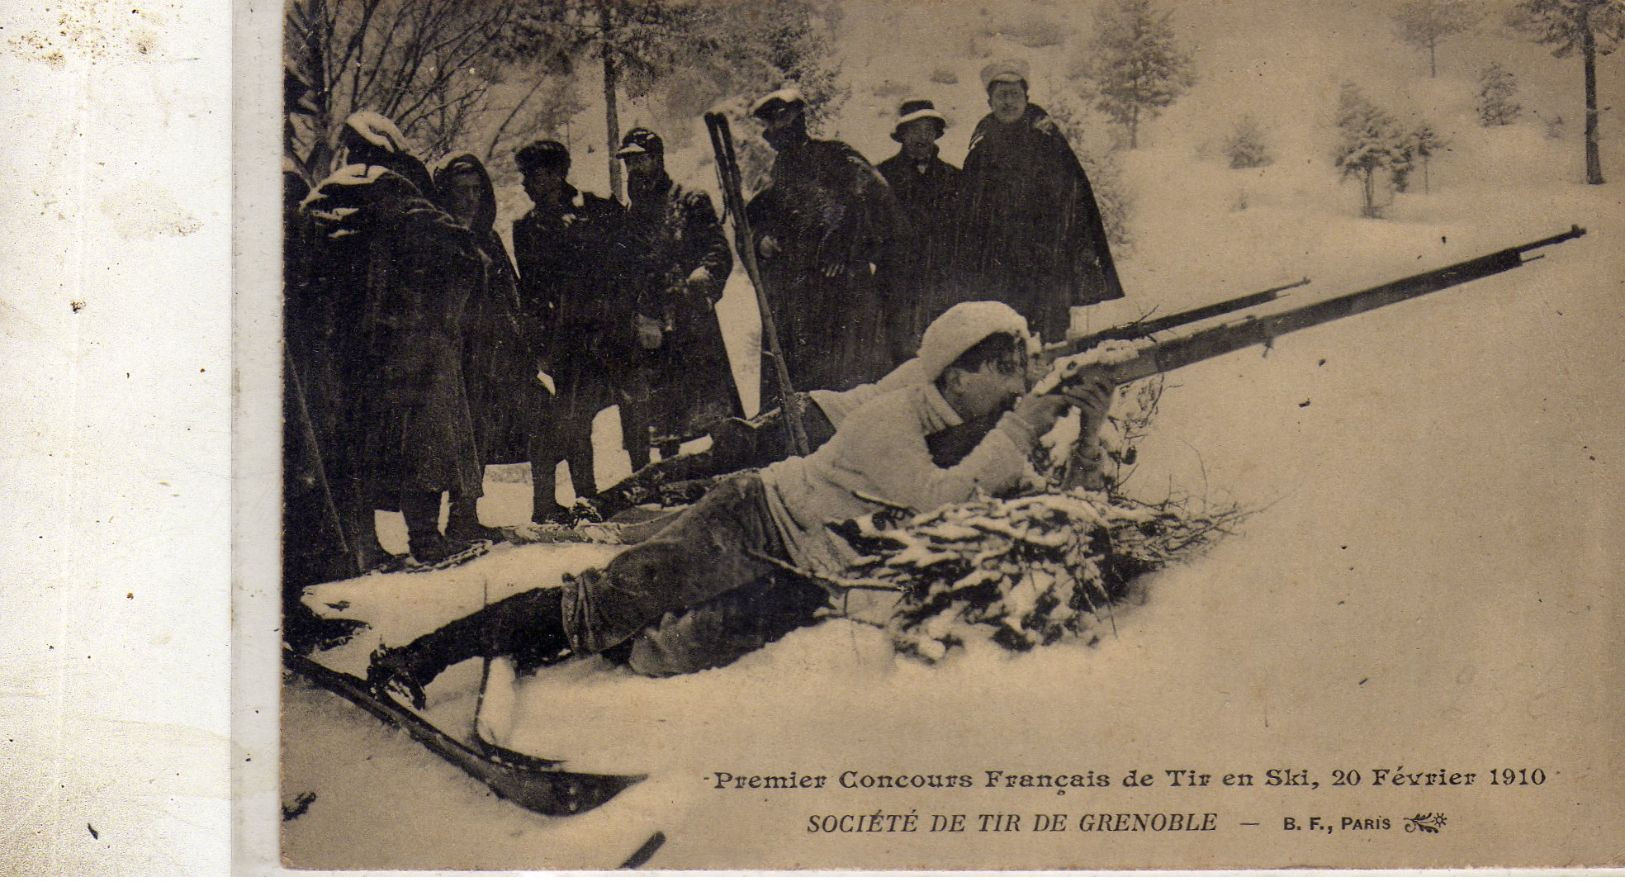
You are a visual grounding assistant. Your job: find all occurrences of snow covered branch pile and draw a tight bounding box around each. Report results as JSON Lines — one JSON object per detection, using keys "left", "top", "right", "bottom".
{"left": 831, "top": 487, "right": 1241, "bottom": 663}
{"left": 823, "top": 366, "right": 1242, "bottom": 663}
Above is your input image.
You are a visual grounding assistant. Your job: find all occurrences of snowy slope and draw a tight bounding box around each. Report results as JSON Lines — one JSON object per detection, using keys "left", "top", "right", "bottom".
{"left": 283, "top": 0, "right": 1623, "bottom": 869}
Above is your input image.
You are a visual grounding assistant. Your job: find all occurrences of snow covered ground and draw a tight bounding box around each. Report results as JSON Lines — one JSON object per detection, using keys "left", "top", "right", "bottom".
{"left": 282, "top": 0, "right": 1623, "bottom": 870}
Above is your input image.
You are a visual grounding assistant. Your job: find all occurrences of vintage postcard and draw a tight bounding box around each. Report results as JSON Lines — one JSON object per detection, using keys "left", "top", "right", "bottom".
{"left": 243, "top": 0, "right": 1623, "bottom": 871}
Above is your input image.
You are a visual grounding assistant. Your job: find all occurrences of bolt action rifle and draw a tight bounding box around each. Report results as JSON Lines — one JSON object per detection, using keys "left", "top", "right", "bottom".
{"left": 567, "top": 279, "right": 1323, "bottom": 522}
{"left": 1043, "top": 226, "right": 1588, "bottom": 390}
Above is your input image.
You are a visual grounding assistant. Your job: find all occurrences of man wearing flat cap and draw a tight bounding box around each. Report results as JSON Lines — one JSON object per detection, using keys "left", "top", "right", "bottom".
{"left": 511, "top": 139, "right": 628, "bottom": 524}
{"left": 745, "top": 88, "right": 903, "bottom": 408}
{"left": 877, "top": 99, "right": 961, "bottom": 363}
{"left": 951, "top": 59, "right": 1126, "bottom": 343}
{"left": 612, "top": 126, "right": 741, "bottom": 471}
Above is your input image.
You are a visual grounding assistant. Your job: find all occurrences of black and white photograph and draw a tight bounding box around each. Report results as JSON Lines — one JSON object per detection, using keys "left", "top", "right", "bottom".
{"left": 261, "top": 0, "right": 1624, "bottom": 870}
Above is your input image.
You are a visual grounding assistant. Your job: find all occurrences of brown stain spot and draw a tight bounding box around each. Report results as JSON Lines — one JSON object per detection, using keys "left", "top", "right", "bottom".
{"left": 125, "top": 592, "right": 133, "bottom": 599}
{"left": 70, "top": 299, "right": 86, "bottom": 312}
{"left": 8, "top": 2, "right": 168, "bottom": 66}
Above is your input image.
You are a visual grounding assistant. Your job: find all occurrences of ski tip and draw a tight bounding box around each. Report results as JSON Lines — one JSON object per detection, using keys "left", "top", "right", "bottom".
{"left": 619, "top": 831, "right": 667, "bottom": 869}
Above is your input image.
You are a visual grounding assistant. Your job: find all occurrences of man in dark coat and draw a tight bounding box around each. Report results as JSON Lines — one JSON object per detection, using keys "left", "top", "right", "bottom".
{"left": 611, "top": 127, "right": 742, "bottom": 470}
{"left": 876, "top": 99, "right": 961, "bottom": 363}
{"left": 431, "top": 153, "right": 538, "bottom": 543}
{"left": 952, "top": 60, "right": 1126, "bottom": 343}
{"left": 745, "top": 89, "right": 901, "bottom": 410}
{"left": 300, "top": 112, "right": 486, "bottom": 565}
{"left": 511, "top": 140, "right": 628, "bottom": 523}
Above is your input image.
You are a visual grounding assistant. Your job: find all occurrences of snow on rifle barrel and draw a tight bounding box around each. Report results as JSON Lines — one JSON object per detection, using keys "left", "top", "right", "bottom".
{"left": 1043, "top": 226, "right": 1587, "bottom": 389}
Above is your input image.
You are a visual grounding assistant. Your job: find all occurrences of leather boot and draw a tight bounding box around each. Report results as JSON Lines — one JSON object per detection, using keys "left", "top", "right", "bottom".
{"left": 446, "top": 493, "right": 503, "bottom": 544}
{"left": 367, "top": 587, "right": 570, "bottom": 709}
{"left": 401, "top": 490, "right": 452, "bottom": 564}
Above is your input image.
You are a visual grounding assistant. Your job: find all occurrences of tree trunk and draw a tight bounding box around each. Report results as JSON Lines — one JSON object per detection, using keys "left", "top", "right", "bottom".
{"left": 1582, "top": 8, "right": 1604, "bottom": 185}
{"left": 1423, "top": 156, "right": 1431, "bottom": 194}
{"left": 601, "top": 2, "right": 623, "bottom": 201}
{"left": 1128, "top": 105, "right": 1139, "bottom": 149}
{"left": 1362, "top": 167, "right": 1377, "bottom": 217}
{"left": 1429, "top": 40, "right": 1437, "bottom": 79}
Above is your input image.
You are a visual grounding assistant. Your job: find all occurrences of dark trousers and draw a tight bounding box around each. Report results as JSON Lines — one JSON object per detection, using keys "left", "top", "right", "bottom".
{"left": 561, "top": 473, "right": 827, "bottom": 670}
{"left": 528, "top": 371, "right": 610, "bottom": 518}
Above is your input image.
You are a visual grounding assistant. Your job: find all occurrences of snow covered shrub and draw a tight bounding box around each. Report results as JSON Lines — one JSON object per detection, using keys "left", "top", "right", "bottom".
{"left": 1223, "top": 114, "right": 1273, "bottom": 169}
{"left": 993, "top": 11, "right": 1067, "bottom": 48}
{"left": 1475, "top": 62, "right": 1522, "bottom": 126}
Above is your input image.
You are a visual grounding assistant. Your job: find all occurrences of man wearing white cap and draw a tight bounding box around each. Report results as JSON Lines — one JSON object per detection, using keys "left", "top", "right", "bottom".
{"left": 367, "top": 302, "right": 1115, "bottom": 695}
{"left": 951, "top": 60, "right": 1126, "bottom": 343}
{"left": 877, "top": 99, "right": 962, "bottom": 362}
{"left": 745, "top": 87, "right": 903, "bottom": 407}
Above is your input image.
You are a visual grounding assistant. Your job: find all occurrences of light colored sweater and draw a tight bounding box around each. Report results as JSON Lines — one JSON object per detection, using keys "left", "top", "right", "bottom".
{"left": 807, "top": 358, "right": 926, "bottom": 426}
{"left": 758, "top": 382, "right": 1040, "bottom": 576}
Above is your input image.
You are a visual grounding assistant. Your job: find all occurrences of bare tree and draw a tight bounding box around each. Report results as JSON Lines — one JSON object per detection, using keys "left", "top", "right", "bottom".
{"left": 1510, "top": 0, "right": 1625, "bottom": 184}
{"left": 1391, "top": 0, "right": 1484, "bottom": 78}
{"left": 505, "top": 0, "right": 845, "bottom": 200}
{"left": 284, "top": 0, "right": 524, "bottom": 178}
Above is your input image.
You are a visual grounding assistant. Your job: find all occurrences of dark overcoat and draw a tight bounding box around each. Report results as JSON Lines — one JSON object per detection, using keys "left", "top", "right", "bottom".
{"left": 432, "top": 154, "right": 536, "bottom": 466}
{"left": 952, "top": 104, "right": 1126, "bottom": 342}
{"left": 301, "top": 163, "right": 484, "bottom": 505}
{"left": 617, "top": 175, "right": 742, "bottom": 444}
{"left": 746, "top": 138, "right": 900, "bottom": 405}
{"left": 877, "top": 148, "right": 961, "bottom": 359}
{"left": 512, "top": 184, "right": 628, "bottom": 411}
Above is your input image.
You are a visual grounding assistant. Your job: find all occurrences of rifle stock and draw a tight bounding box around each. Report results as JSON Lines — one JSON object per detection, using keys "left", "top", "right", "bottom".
{"left": 1091, "top": 226, "right": 1587, "bottom": 386}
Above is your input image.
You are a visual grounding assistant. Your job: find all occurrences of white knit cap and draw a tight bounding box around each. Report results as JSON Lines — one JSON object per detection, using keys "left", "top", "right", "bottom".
{"left": 917, "top": 301, "right": 1033, "bottom": 380}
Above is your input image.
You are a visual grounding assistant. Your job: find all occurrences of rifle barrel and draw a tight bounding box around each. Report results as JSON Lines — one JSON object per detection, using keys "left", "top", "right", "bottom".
{"left": 1104, "top": 226, "right": 1587, "bottom": 385}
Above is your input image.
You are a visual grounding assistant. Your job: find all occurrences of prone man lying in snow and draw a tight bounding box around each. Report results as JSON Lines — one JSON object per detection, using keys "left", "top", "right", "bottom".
{"left": 367, "top": 301, "right": 1116, "bottom": 703}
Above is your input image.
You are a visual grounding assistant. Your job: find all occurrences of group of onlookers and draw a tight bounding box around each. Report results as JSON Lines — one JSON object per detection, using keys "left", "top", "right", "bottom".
{"left": 281, "top": 57, "right": 1125, "bottom": 598}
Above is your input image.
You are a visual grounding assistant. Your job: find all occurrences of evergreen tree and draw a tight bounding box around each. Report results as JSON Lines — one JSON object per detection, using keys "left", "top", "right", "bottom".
{"left": 1393, "top": 122, "right": 1447, "bottom": 194}
{"left": 1475, "top": 62, "right": 1523, "bottom": 126}
{"left": 1411, "top": 123, "right": 1447, "bottom": 194}
{"left": 1222, "top": 115, "right": 1273, "bottom": 169}
{"left": 1391, "top": 0, "right": 1484, "bottom": 78}
{"left": 1509, "top": 0, "right": 1625, "bottom": 184}
{"left": 1333, "top": 83, "right": 1408, "bottom": 217}
{"left": 1080, "top": 0, "right": 1197, "bottom": 149}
